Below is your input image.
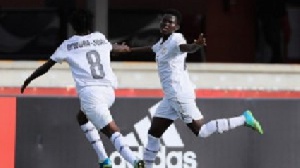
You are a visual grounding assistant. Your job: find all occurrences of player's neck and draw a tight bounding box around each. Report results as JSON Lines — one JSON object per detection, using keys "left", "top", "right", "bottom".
{"left": 76, "top": 31, "right": 91, "bottom": 36}
{"left": 161, "top": 34, "right": 171, "bottom": 44}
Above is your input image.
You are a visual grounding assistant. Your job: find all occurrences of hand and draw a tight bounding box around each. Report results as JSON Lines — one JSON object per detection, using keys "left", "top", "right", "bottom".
{"left": 194, "top": 33, "right": 207, "bottom": 46}
{"left": 20, "top": 80, "right": 29, "bottom": 94}
{"left": 112, "top": 42, "right": 130, "bottom": 52}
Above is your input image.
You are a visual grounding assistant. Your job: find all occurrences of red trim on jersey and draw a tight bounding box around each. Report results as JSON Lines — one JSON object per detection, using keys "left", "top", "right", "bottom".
{"left": 0, "top": 97, "right": 16, "bottom": 168}
{"left": 1, "top": 87, "right": 300, "bottom": 98}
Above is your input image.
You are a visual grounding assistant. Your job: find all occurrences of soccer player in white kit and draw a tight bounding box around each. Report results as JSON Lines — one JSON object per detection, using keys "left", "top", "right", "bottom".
{"left": 21, "top": 10, "right": 144, "bottom": 168}
{"left": 127, "top": 9, "right": 263, "bottom": 168}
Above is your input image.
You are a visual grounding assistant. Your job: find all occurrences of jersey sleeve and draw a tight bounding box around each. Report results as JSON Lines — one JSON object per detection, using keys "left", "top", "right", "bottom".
{"left": 50, "top": 42, "right": 67, "bottom": 64}
{"left": 152, "top": 39, "right": 161, "bottom": 53}
{"left": 105, "top": 40, "right": 113, "bottom": 51}
{"left": 173, "top": 33, "right": 187, "bottom": 53}
{"left": 95, "top": 32, "right": 112, "bottom": 51}
{"left": 152, "top": 43, "right": 158, "bottom": 53}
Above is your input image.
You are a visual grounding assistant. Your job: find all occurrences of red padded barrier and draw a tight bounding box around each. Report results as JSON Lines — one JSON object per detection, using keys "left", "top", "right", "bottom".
{"left": 0, "top": 97, "right": 16, "bottom": 168}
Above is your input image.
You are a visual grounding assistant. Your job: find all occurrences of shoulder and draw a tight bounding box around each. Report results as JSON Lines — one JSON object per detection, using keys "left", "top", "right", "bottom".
{"left": 63, "top": 35, "right": 79, "bottom": 45}
{"left": 170, "top": 33, "right": 186, "bottom": 46}
{"left": 92, "top": 31, "right": 107, "bottom": 39}
{"left": 58, "top": 36, "right": 78, "bottom": 51}
{"left": 172, "top": 33, "right": 186, "bottom": 41}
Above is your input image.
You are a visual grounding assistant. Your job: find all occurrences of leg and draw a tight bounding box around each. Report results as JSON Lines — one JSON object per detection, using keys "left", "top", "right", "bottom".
{"left": 80, "top": 110, "right": 144, "bottom": 167}
{"left": 81, "top": 109, "right": 144, "bottom": 167}
{"left": 186, "top": 118, "right": 205, "bottom": 136}
{"left": 76, "top": 110, "right": 109, "bottom": 163}
{"left": 197, "top": 110, "right": 263, "bottom": 138}
{"left": 80, "top": 86, "right": 144, "bottom": 167}
{"left": 100, "top": 120, "right": 120, "bottom": 138}
{"left": 101, "top": 121, "right": 144, "bottom": 167}
{"left": 148, "top": 117, "right": 174, "bottom": 137}
{"left": 144, "top": 117, "right": 173, "bottom": 168}
{"left": 169, "top": 98, "right": 263, "bottom": 138}
{"left": 144, "top": 99, "right": 175, "bottom": 168}
{"left": 196, "top": 116, "right": 245, "bottom": 138}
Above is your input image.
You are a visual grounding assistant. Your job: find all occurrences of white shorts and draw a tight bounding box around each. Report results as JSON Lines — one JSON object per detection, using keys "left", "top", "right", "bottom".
{"left": 153, "top": 97, "right": 203, "bottom": 123}
{"left": 78, "top": 86, "right": 114, "bottom": 130}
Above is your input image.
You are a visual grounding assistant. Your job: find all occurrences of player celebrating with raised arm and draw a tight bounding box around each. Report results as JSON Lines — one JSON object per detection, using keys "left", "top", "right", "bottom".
{"left": 21, "top": 9, "right": 144, "bottom": 168}
{"left": 127, "top": 9, "right": 263, "bottom": 168}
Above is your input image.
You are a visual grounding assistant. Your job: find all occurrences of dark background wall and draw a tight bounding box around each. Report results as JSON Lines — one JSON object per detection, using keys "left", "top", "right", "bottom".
{"left": 15, "top": 97, "right": 300, "bottom": 168}
{"left": 0, "top": 0, "right": 299, "bottom": 62}
{"left": 0, "top": 0, "right": 257, "bottom": 63}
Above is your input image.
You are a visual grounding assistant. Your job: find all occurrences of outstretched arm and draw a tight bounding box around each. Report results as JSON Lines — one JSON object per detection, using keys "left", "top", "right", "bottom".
{"left": 111, "top": 38, "right": 155, "bottom": 54}
{"left": 112, "top": 43, "right": 131, "bottom": 53}
{"left": 111, "top": 43, "right": 153, "bottom": 56}
{"left": 180, "top": 33, "right": 207, "bottom": 53}
{"left": 21, "top": 59, "right": 56, "bottom": 93}
{"left": 129, "top": 46, "right": 153, "bottom": 53}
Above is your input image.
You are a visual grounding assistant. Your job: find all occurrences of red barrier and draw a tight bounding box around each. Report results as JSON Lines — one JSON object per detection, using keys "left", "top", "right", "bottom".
{"left": 0, "top": 97, "right": 16, "bottom": 168}
{"left": 1, "top": 87, "right": 300, "bottom": 98}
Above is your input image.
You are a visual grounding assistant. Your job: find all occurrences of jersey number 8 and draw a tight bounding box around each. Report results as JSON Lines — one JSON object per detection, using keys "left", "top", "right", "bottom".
{"left": 86, "top": 50, "right": 105, "bottom": 79}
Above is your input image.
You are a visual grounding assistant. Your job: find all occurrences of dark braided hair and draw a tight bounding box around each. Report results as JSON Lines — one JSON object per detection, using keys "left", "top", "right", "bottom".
{"left": 70, "top": 9, "right": 93, "bottom": 34}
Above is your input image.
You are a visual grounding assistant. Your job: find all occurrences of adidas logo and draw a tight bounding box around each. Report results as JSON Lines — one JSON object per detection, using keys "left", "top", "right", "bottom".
{"left": 110, "top": 102, "right": 198, "bottom": 168}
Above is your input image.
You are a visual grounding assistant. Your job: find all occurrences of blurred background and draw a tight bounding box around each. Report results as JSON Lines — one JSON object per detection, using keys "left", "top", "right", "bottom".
{"left": 0, "top": 0, "right": 299, "bottom": 63}
{"left": 1, "top": 1, "right": 300, "bottom": 168}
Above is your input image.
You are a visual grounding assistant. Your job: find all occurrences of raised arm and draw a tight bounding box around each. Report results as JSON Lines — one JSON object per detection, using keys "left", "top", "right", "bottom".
{"left": 179, "top": 33, "right": 207, "bottom": 53}
{"left": 21, "top": 59, "right": 56, "bottom": 93}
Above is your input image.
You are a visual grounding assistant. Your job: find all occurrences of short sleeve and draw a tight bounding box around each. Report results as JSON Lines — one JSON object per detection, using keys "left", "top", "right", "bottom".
{"left": 172, "top": 33, "right": 186, "bottom": 53}
{"left": 50, "top": 43, "right": 67, "bottom": 64}
{"left": 97, "top": 32, "right": 112, "bottom": 51}
{"left": 152, "top": 39, "right": 161, "bottom": 53}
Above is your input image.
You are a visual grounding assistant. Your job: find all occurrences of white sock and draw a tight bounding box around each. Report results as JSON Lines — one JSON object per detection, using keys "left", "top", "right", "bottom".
{"left": 81, "top": 121, "right": 108, "bottom": 162}
{"left": 229, "top": 115, "right": 246, "bottom": 128}
{"left": 110, "top": 132, "right": 137, "bottom": 166}
{"left": 144, "top": 134, "right": 160, "bottom": 168}
{"left": 198, "top": 115, "right": 245, "bottom": 138}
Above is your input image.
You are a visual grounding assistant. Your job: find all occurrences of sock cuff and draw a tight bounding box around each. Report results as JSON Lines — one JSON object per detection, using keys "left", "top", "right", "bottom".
{"left": 148, "top": 134, "right": 159, "bottom": 141}
{"left": 110, "top": 132, "right": 121, "bottom": 142}
{"left": 80, "top": 121, "right": 95, "bottom": 131}
{"left": 147, "top": 134, "right": 160, "bottom": 151}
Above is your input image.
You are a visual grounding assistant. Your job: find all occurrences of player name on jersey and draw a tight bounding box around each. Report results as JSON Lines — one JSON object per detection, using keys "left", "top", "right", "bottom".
{"left": 67, "top": 39, "right": 108, "bottom": 51}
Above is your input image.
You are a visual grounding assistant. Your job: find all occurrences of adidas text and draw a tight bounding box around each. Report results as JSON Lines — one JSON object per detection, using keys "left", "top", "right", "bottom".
{"left": 110, "top": 146, "right": 197, "bottom": 168}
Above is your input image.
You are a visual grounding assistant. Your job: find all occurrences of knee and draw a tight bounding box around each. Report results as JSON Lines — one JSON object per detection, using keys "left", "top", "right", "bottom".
{"left": 101, "top": 122, "right": 120, "bottom": 138}
{"left": 190, "top": 127, "right": 200, "bottom": 137}
{"left": 76, "top": 110, "right": 88, "bottom": 125}
{"left": 187, "top": 119, "right": 203, "bottom": 136}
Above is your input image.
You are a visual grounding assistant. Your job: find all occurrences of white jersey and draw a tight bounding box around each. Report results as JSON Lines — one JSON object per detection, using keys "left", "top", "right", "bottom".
{"left": 152, "top": 33, "right": 196, "bottom": 100}
{"left": 50, "top": 32, "right": 117, "bottom": 91}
